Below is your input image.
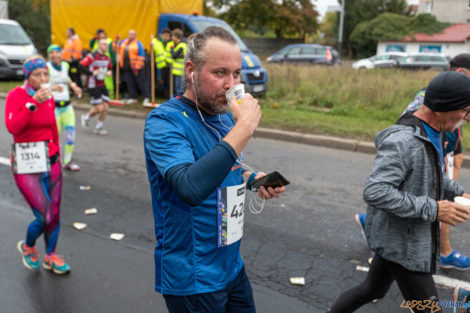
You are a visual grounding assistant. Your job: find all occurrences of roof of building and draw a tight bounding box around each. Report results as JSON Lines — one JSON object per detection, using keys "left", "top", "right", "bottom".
{"left": 391, "top": 23, "right": 470, "bottom": 43}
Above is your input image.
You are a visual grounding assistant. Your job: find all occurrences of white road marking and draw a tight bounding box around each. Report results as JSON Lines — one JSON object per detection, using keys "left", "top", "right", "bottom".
{"left": 356, "top": 265, "right": 470, "bottom": 289}
{"left": 0, "top": 156, "right": 10, "bottom": 167}
{"left": 433, "top": 274, "right": 470, "bottom": 290}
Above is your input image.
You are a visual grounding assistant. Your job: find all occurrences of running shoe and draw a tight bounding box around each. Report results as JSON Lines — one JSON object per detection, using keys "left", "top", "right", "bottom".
{"left": 64, "top": 162, "right": 80, "bottom": 171}
{"left": 93, "top": 127, "right": 108, "bottom": 136}
{"left": 354, "top": 213, "right": 367, "bottom": 241}
{"left": 81, "top": 114, "right": 89, "bottom": 128}
{"left": 453, "top": 286, "right": 470, "bottom": 313}
{"left": 17, "top": 240, "right": 39, "bottom": 270}
{"left": 125, "top": 99, "right": 138, "bottom": 105}
{"left": 43, "top": 254, "right": 70, "bottom": 275}
{"left": 441, "top": 250, "right": 470, "bottom": 270}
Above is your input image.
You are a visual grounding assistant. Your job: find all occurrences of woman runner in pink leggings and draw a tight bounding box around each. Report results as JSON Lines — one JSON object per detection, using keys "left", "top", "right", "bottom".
{"left": 5, "top": 55, "right": 70, "bottom": 274}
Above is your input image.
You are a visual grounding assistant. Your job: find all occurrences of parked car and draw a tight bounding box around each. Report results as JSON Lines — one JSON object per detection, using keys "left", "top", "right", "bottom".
{"left": 266, "top": 44, "right": 340, "bottom": 65}
{"left": 0, "top": 19, "right": 37, "bottom": 79}
{"left": 396, "top": 53, "right": 449, "bottom": 71}
{"left": 352, "top": 52, "right": 407, "bottom": 70}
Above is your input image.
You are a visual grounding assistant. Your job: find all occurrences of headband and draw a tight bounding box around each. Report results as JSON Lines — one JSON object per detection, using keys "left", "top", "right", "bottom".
{"left": 47, "top": 44, "right": 62, "bottom": 56}
{"left": 23, "top": 58, "right": 48, "bottom": 79}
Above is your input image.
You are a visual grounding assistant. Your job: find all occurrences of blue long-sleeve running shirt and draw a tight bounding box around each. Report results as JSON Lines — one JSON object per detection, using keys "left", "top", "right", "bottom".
{"left": 144, "top": 95, "right": 246, "bottom": 296}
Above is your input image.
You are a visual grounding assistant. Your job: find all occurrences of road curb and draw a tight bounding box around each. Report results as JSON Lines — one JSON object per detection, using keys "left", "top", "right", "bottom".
{"left": 3, "top": 91, "right": 470, "bottom": 168}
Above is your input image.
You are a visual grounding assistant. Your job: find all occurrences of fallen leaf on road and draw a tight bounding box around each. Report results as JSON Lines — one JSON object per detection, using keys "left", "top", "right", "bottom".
{"left": 79, "top": 185, "right": 91, "bottom": 190}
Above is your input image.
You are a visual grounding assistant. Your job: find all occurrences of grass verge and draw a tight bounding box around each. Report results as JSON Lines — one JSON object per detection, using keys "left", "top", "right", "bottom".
{"left": 2, "top": 65, "right": 469, "bottom": 150}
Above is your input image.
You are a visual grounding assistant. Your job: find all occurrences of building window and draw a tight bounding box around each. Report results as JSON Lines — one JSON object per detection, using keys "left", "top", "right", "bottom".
{"left": 419, "top": 45, "right": 441, "bottom": 53}
{"left": 425, "top": 1, "right": 433, "bottom": 13}
{"left": 386, "top": 44, "right": 406, "bottom": 52}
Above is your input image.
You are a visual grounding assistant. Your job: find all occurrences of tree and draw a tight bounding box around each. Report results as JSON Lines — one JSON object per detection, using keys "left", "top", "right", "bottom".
{"left": 214, "top": 0, "right": 319, "bottom": 39}
{"left": 338, "top": 0, "right": 408, "bottom": 55}
{"left": 270, "top": 0, "right": 319, "bottom": 39}
{"left": 318, "top": 11, "right": 339, "bottom": 46}
{"left": 8, "top": 0, "right": 51, "bottom": 54}
{"left": 350, "top": 13, "right": 449, "bottom": 58}
{"left": 221, "top": 0, "right": 277, "bottom": 36}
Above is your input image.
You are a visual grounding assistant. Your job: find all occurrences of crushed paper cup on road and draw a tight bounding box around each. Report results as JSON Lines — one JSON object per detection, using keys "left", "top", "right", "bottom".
{"left": 225, "top": 83, "right": 245, "bottom": 107}
{"left": 356, "top": 265, "right": 369, "bottom": 272}
{"left": 84, "top": 208, "right": 98, "bottom": 215}
{"left": 110, "top": 233, "right": 125, "bottom": 241}
{"left": 80, "top": 185, "right": 91, "bottom": 190}
{"left": 454, "top": 196, "right": 470, "bottom": 208}
{"left": 289, "top": 277, "right": 305, "bottom": 286}
{"left": 73, "top": 222, "right": 87, "bottom": 230}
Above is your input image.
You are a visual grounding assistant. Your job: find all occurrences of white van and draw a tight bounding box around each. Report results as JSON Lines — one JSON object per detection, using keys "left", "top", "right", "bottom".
{"left": 0, "top": 19, "right": 37, "bottom": 79}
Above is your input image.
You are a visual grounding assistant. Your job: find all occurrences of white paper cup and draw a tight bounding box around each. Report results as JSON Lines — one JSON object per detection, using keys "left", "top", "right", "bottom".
{"left": 225, "top": 83, "right": 245, "bottom": 106}
{"left": 40, "top": 83, "right": 52, "bottom": 99}
{"left": 454, "top": 196, "right": 470, "bottom": 208}
{"left": 40, "top": 83, "right": 51, "bottom": 89}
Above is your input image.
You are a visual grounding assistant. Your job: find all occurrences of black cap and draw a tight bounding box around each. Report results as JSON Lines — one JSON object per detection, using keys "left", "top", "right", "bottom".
{"left": 424, "top": 71, "right": 470, "bottom": 112}
{"left": 450, "top": 53, "right": 470, "bottom": 69}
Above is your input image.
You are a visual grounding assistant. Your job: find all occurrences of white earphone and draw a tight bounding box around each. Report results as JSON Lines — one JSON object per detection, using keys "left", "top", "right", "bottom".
{"left": 191, "top": 71, "right": 194, "bottom": 83}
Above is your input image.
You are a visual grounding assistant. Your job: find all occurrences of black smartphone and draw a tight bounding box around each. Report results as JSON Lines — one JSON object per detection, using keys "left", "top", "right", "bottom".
{"left": 251, "top": 171, "right": 290, "bottom": 189}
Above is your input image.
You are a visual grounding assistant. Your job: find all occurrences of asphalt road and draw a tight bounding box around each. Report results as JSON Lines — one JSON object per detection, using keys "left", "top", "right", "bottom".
{"left": 2, "top": 99, "right": 470, "bottom": 313}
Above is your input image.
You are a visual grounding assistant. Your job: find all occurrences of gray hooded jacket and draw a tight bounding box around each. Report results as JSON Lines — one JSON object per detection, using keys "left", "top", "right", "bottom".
{"left": 364, "top": 112, "right": 464, "bottom": 273}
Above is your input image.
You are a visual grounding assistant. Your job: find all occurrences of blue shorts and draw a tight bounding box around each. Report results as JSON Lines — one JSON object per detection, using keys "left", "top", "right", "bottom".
{"left": 163, "top": 267, "right": 256, "bottom": 313}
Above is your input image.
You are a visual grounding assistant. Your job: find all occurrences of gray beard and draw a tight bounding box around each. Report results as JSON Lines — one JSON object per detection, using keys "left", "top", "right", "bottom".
{"left": 197, "top": 98, "right": 229, "bottom": 115}
{"left": 195, "top": 80, "right": 229, "bottom": 115}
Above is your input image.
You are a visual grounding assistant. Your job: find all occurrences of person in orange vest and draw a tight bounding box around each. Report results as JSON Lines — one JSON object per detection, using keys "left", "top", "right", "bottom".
{"left": 118, "top": 30, "right": 149, "bottom": 105}
{"left": 62, "top": 28, "right": 83, "bottom": 91}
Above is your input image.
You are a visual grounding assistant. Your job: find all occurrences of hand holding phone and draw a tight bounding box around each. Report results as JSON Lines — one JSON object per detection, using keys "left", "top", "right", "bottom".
{"left": 251, "top": 171, "right": 290, "bottom": 190}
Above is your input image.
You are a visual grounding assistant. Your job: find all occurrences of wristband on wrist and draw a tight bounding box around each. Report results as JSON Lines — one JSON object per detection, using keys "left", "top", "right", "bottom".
{"left": 25, "top": 102, "right": 37, "bottom": 111}
{"left": 247, "top": 171, "right": 258, "bottom": 190}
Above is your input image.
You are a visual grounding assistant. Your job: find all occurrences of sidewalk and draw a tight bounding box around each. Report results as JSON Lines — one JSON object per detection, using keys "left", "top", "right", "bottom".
{"left": 2, "top": 91, "right": 470, "bottom": 168}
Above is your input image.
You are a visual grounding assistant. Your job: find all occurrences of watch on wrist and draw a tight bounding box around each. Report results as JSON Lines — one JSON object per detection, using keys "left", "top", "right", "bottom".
{"left": 25, "top": 102, "right": 37, "bottom": 111}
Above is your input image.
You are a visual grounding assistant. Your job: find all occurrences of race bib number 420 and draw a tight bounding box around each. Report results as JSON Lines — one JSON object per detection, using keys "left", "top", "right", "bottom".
{"left": 13, "top": 142, "right": 49, "bottom": 174}
{"left": 217, "top": 182, "right": 246, "bottom": 247}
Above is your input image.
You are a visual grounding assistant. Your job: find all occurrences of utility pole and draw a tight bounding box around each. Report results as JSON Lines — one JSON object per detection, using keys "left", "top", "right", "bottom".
{"left": 338, "top": 0, "right": 345, "bottom": 55}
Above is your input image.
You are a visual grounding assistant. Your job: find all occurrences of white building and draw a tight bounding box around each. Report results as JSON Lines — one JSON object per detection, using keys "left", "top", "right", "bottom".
{"left": 417, "top": 0, "right": 470, "bottom": 23}
{"left": 377, "top": 23, "right": 470, "bottom": 57}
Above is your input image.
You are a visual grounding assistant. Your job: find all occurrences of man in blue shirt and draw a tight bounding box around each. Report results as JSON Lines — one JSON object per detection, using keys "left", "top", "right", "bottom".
{"left": 143, "top": 26, "right": 285, "bottom": 313}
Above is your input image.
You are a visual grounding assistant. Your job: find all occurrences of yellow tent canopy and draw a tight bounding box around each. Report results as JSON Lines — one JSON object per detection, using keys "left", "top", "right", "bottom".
{"left": 51, "top": 0, "right": 202, "bottom": 50}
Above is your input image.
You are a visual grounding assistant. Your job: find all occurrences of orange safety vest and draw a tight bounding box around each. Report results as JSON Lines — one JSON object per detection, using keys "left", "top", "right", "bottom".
{"left": 119, "top": 39, "right": 145, "bottom": 71}
{"left": 63, "top": 35, "right": 83, "bottom": 62}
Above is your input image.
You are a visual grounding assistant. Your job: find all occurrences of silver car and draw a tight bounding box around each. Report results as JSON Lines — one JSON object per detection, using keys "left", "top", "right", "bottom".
{"left": 396, "top": 53, "right": 449, "bottom": 71}
{"left": 352, "top": 52, "right": 407, "bottom": 70}
{"left": 0, "top": 19, "right": 37, "bottom": 79}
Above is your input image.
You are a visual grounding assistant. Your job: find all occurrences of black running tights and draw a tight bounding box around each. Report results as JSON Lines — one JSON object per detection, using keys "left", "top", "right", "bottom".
{"left": 327, "top": 255, "right": 438, "bottom": 313}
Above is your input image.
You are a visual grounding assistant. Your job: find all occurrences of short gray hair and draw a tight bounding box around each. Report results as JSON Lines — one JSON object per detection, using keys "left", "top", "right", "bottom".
{"left": 183, "top": 26, "right": 237, "bottom": 91}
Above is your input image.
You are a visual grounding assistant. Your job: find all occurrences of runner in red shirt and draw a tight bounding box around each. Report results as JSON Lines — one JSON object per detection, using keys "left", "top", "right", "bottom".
{"left": 79, "top": 38, "right": 112, "bottom": 135}
{"left": 5, "top": 55, "right": 70, "bottom": 274}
